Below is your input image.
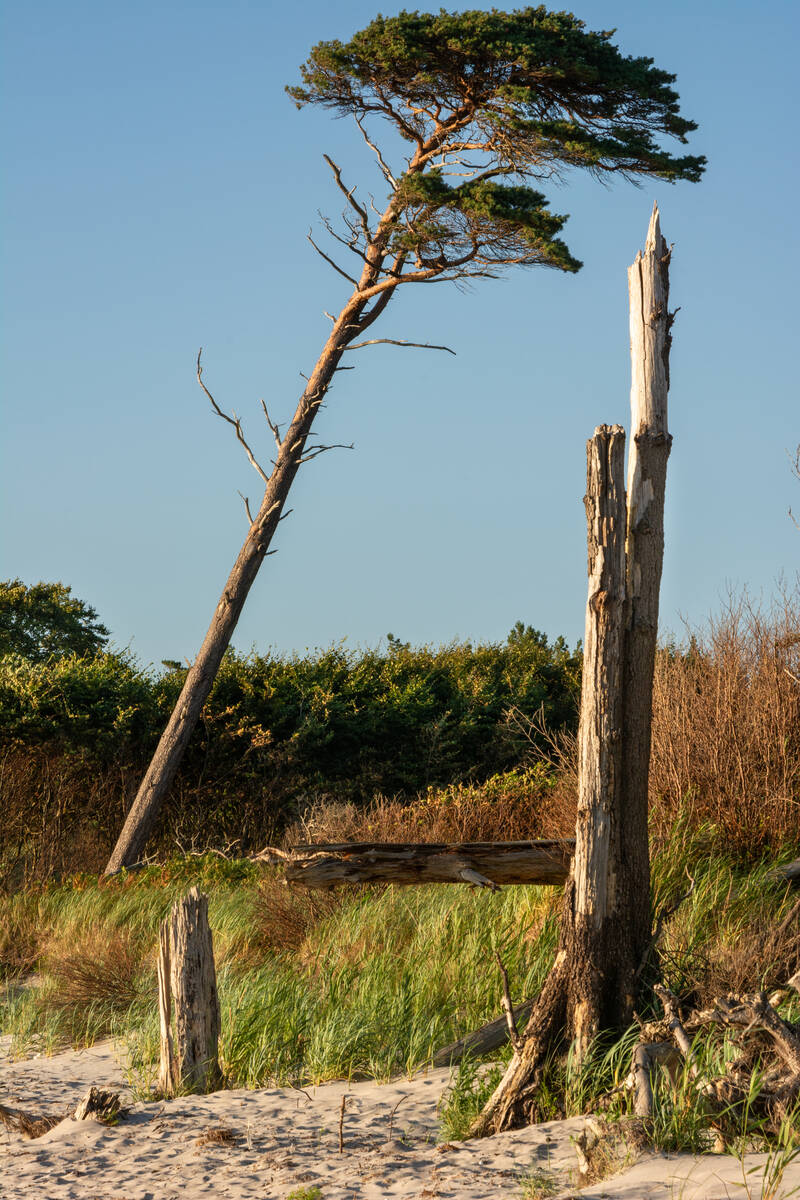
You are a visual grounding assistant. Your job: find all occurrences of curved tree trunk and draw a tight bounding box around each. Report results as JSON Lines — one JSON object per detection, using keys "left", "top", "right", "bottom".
{"left": 103, "top": 307, "right": 356, "bottom": 873}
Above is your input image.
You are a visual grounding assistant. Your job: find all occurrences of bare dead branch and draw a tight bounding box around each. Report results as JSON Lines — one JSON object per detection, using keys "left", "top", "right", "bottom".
{"left": 307, "top": 233, "right": 359, "bottom": 286}
{"left": 344, "top": 338, "right": 456, "bottom": 355}
{"left": 197, "top": 350, "right": 270, "bottom": 486}
{"left": 495, "top": 951, "right": 522, "bottom": 1051}
{"left": 323, "top": 154, "right": 370, "bottom": 234}
{"left": 653, "top": 983, "right": 693, "bottom": 1060}
{"left": 237, "top": 491, "right": 254, "bottom": 525}
{"left": 260, "top": 399, "right": 282, "bottom": 451}
{"left": 297, "top": 442, "right": 355, "bottom": 465}
{"left": 354, "top": 114, "right": 397, "bottom": 187}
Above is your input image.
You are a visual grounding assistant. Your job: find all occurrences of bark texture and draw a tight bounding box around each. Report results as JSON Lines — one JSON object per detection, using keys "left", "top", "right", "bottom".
{"left": 157, "top": 887, "right": 221, "bottom": 1096}
{"left": 619, "top": 201, "right": 672, "bottom": 996}
{"left": 472, "top": 206, "right": 673, "bottom": 1136}
{"left": 256, "top": 840, "right": 573, "bottom": 888}
{"left": 471, "top": 423, "right": 629, "bottom": 1135}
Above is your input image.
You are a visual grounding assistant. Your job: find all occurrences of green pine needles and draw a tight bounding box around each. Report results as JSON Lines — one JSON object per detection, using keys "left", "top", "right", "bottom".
{"left": 288, "top": 7, "right": 704, "bottom": 286}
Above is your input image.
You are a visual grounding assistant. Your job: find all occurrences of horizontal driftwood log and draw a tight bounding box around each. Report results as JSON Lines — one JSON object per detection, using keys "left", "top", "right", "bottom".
{"left": 254, "top": 840, "right": 574, "bottom": 889}
{"left": 771, "top": 858, "right": 800, "bottom": 885}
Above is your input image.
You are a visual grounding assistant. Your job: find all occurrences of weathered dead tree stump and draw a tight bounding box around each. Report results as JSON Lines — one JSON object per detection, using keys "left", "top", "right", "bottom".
{"left": 158, "top": 887, "right": 221, "bottom": 1096}
{"left": 471, "top": 204, "right": 674, "bottom": 1136}
{"left": 470, "top": 422, "right": 629, "bottom": 1135}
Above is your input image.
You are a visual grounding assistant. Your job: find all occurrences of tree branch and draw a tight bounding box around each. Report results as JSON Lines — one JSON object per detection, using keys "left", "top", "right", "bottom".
{"left": 261, "top": 398, "right": 283, "bottom": 451}
{"left": 354, "top": 114, "right": 397, "bottom": 188}
{"left": 237, "top": 491, "right": 254, "bottom": 525}
{"left": 307, "top": 233, "right": 359, "bottom": 286}
{"left": 296, "top": 442, "right": 354, "bottom": 465}
{"left": 197, "top": 350, "right": 270, "bottom": 486}
{"left": 344, "top": 337, "right": 456, "bottom": 355}
{"left": 495, "top": 951, "right": 522, "bottom": 1051}
{"left": 322, "top": 154, "right": 370, "bottom": 236}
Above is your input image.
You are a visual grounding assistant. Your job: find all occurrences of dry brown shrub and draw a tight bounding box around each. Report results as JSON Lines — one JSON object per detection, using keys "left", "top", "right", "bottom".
{"left": 672, "top": 893, "right": 800, "bottom": 1008}
{"left": 0, "top": 745, "right": 137, "bottom": 887}
{"left": 43, "top": 925, "right": 150, "bottom": 1014}
{"left": 249, "top": 874, "right": 344, "bottom": 955}
{"left": 283, "top": 766, "right": 576, "bottom": 847}
{"left": 649, "top": 589, "right": 800, "bottom": 854}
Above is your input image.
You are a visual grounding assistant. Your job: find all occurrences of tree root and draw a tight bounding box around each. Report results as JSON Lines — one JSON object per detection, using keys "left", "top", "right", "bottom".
{"left": 626, "top": 978, "right": 800, "bottom": 1134}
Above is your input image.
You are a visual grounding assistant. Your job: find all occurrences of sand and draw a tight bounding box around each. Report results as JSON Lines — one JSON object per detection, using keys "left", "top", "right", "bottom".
{"left": 2, "top": 1038, "right": 798, "bottom": 1199}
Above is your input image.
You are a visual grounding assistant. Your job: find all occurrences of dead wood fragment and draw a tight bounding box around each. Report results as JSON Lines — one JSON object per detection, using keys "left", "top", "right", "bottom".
{"left": 626, "top": 977, "right": 800, "bottom": 1132}
{"left": 74, "top": 1086, "right": 124, "bottom": 1123}
{"left": 495, "top": 952, "right": 522, "bottom": 1051}
{"left": 710, "top": 992, "right": 800, "bottom": 1076}
{"left": 254, "top": 841, "right": 573, "bottom": 889}
{"left": 653, "top": 983, "right": 693, "bottom": 1059}
{"left": 0, "top": 1101, "right": 62, "bottom": 1139}
{"left": 769, "top": 858, "right": 800, "bottom": 885}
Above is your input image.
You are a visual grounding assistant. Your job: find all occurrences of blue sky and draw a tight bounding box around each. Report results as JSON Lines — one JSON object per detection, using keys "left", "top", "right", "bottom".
{"left": 2, "top": 0, "right": 798, "bottom": 668}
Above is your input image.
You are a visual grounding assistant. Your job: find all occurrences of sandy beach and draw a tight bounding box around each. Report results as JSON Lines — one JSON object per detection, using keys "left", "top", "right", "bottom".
{"left": 2, "top": 1037, "right": 798, "bottom": 1199}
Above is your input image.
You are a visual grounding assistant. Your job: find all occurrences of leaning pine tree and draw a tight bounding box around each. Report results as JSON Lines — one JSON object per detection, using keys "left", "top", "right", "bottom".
{"left": 104, "top": 7, "right": 704, "bottom": 874}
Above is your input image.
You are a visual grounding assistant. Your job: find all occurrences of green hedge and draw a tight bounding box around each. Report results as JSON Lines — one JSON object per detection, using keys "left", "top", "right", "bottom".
{"left": 0, "top": 629, "right": 580, "bottom": 798}
{"left": 0, "top": 628, "right": 581, "bottom": 879}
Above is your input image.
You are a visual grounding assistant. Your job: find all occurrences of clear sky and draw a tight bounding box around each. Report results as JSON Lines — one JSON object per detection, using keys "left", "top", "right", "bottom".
{"left": 2, "top": 0, "right": 798, "bottom": 668}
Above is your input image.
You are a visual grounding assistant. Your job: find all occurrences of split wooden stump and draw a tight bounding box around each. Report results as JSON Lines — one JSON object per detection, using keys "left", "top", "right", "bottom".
{"left": 158, "top": 887, "right": 221, "bottom": 1096}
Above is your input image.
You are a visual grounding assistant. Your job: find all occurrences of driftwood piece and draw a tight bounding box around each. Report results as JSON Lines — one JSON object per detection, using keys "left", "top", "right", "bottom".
{"left": 628, "top": 978, "right": 800, "bottom": 1123}
{"left": 0, "top": 1102, "right": 61, "bottom": 1139}
{"left": 254, "top": 840, "right": 573, "bottom": 889}
{"left": 74, "top": 1087, "right": 123, "bottom": 1123}
{"left": 770, "top": 858, "right": 800, "bottom": 885}
{"left": 157, "top": 917, "right": 175, "bottom": 1095}
{"left": 158, "top": 887, "right": 222, "bottom": 1096}
{"left": 708, "top": 992, "right": 800, "bottom": 1076}
{"left": 431, "top": 1000, "right": 536, "bottom": 1067}
{"left": 653, "top": 983, "right": 693, "bottom": 1059}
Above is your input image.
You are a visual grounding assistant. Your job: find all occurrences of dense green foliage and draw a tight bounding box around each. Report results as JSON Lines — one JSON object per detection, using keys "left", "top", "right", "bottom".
{"left": 0, "top": 629, "right": 580, "bottom": 783}
{"left": 0, "top": 625, "right": 581, "bottom": 877}
{"left": 0, "top": 579, "right": 109, "bottom": 662}
{"left": 289, "top": 6, "right": 704, "bottom": 282}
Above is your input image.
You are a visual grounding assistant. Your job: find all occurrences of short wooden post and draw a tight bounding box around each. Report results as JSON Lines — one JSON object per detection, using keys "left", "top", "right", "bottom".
{"left": 157, "top": 887, "right": 221, "bottom": 1095}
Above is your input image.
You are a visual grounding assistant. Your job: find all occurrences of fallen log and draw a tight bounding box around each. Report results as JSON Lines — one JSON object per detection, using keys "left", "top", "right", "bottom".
{"left": 254, "top": 840, "right": 573, "bottom": 889}
{"left": 771, "top": 858, "right": 800, "bottom": 885}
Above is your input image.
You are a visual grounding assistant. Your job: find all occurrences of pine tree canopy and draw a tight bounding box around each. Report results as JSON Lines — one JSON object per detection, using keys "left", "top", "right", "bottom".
{"left": 288, "top": 7, "right": 705, "bottom": 282}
